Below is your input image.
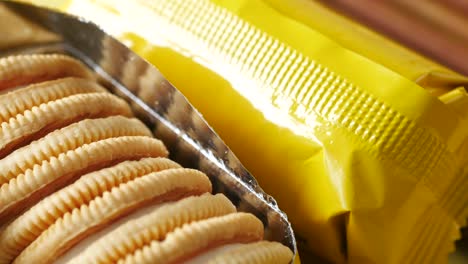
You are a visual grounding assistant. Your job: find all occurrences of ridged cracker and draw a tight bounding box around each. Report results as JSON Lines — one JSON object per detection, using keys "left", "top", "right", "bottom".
{"left": 207, "top": 241, "right": 293, "bottom": 264}
{"left": 119, "top": 213, "right": 264, "bottom": 264}
{"left": 0, "top": 77, "right": 106, "bottom": 123}
{"left": 0, "top": 52, "right": 277, "bottom": 264}
{"left": 0, "top": 54, "right": 93, "bottom": 91}
{"left": 0, "top": 157, "right": 179, "bottom": 264}
{"left": 13, "top": 168, "right": 212, "bottom": 264}
{"left": 0, "top": 92, "right": 132, "bottom": 158}
{"left": 0, "top": 136, "right": 168, "bottom": 223}
{"left": 70, "top": 193, "right": 236, "bottom": 264}
{"left": 0, "top": 116, "right": 151, "bottom": 186}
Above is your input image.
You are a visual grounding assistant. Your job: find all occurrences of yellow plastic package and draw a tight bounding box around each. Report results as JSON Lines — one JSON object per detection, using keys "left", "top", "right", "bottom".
{"left": 19, "top": 0, "right": 468, "bottom": 263}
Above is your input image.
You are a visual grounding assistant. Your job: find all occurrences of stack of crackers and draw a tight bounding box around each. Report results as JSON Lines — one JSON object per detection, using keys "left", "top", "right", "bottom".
{"left": 0, "top": 54, "right": 293, "bottom": 263}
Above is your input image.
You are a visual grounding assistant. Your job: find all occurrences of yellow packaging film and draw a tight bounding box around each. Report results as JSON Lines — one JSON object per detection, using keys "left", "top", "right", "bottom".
{"left": 19, "top": 0, "right": 468, "bottom": 263}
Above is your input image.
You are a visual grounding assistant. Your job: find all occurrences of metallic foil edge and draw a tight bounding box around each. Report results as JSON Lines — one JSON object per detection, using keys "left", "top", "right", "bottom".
{"left": 0, "top": 1, "right": 297, "bottom": 261}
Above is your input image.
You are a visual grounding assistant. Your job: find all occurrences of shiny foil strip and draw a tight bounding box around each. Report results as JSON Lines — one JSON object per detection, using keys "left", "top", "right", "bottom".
{"left": 0, "top": 1, "right": 297, "bottom": 261}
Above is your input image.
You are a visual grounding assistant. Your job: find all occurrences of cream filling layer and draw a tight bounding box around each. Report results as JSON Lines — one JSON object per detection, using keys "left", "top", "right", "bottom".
{"left": 54, "top": 200, "right": 245, "bottom": 264}
{"left": 55, "top": 201, "right": 168, "bottom": 264}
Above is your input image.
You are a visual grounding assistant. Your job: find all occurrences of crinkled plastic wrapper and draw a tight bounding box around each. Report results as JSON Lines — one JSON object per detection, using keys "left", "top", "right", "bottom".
{"left": 11, "top": 0, "right": 468, "bottom": 263}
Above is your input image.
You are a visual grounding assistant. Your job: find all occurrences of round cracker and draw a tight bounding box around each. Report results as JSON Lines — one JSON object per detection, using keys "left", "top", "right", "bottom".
{"left": 13, "top": 168, "right": 212, "bottom": 264}
{"left": 119, "top": 213, "right": 264, "bottom": 264}
{"left": 0, "top": 116, "right": 151, "bottom": 186}
{"left": 0, "top": 136, "right": 168, "bottom": 223}
{"left": 206, "top": 241, "right": 293, "bottom": 264}
{"left": 0, "top": 157, "right": 179, "bottom": 264}
{"left": 0, "top": 92, "right": 132, "bottom": 158}
{"left": 0, "top": 77, "right": 106, "bottom": 123}
{"left": 0, "top": 54, "right": 93, "bottom": 91}
{"left": 69, "top": 193, "right": 236, "bottom": 264}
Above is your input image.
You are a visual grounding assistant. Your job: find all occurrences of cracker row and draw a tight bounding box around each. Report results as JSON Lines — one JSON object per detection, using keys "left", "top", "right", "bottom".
{"left": 206, "top": 241, "right": 293, "bottom": 264}
{"left": 0, "top": 92, "right": 132, "bottom": 158}
{"left": 0, "top": 77, "right": 106, "bottom": 123}
{"left": 0, "top": 54, "right": 93, "bottom": 91}
{"left": 13, "top": 168, "right": 212, "bottom": 264}
{"left": 0, "top": 136, "right": 168, "bottom": 224}
{"left": 119, "top": 213, "right": 264, "bottom": 264}
{"left": 69, "top": 193, "right": 237, "bottom": 264}
{"left": 0, "top": 116, "right": 151, "bottom": 186}
{"left": 0, "top": 157, "right": 179, "bottom": 264}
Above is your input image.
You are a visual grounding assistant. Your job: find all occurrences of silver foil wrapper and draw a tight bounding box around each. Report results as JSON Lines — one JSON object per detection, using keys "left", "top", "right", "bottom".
{"left": 0, "top": 1, "right": 297, "bottom": 261}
